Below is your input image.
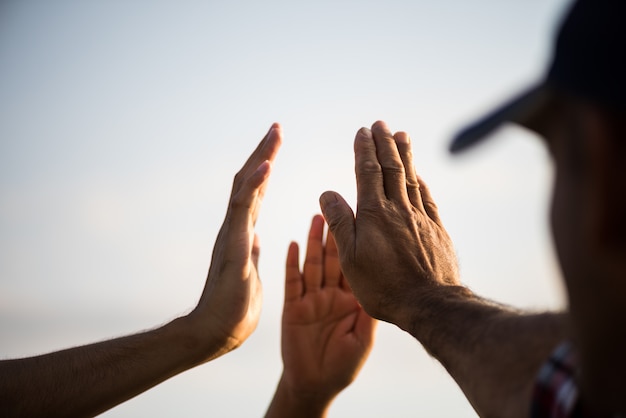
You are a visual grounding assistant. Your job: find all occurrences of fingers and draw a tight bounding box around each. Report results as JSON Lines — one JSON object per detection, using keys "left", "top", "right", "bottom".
{"left": 319, "top": 191, "right": 356, "bottom": 264}
{"left": 354, "top": 128, "right": 385, "bottom": 206}
{"left": 233, "top": 123, "right": 282, "bottom": 194}
{"left": 394, "top": 131, "right": 425, "bottom": 211}
{"left": 217, "top": 124, "right": 281, "bottom": 276}
{"left": 355, "top": 121, "right": 440, "bottom": 225}
{"left": 252, "top": 124, "right": 283, "bottom": 220}
{"left": 284, "top": 241, "right": 303, "bottom": 303}
{"left": 231, "top": 123, "right": 283, "bottom": 224}
{"left": 288, "top": 215, "right": 344, "bottom": 302}
{"left": 303, "top": 215, "right": 325, "bottom": 293}
{"left": 323, "top": 227, "right": 343, "bottom": 288}
{"left": 416, "top": 175, "right": 442, "bottom": 225}
{"left": 222, "top": 123, "right": 282, "bottom": 249}
{"left": 225, "top": 159, "right": 272, "bottom": 242}
{"left": 370, "top": 121, "right": 410, "bottom": 204}
{"left": 392, "top": 128, "right": 441, "bottom": 224}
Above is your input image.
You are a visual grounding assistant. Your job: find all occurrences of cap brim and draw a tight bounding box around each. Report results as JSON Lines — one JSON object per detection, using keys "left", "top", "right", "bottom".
{"left": 449, "top": 83, "right": 551, "bottom": 154}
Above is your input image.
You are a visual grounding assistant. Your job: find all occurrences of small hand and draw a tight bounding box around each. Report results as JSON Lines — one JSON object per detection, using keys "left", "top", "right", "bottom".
{"left": 189, "top": 123, "right": 282, "bottom": 359}
{"left": 280, "top": 215, "right": 376, "bottom": 402}
{"left": 319, "top": 121, "right": 461, "bottom": 329}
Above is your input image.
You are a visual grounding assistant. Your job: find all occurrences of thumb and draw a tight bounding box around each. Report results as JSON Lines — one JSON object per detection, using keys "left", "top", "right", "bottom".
{"left": 319, "top": 191, "right": 355, "bottom": 256}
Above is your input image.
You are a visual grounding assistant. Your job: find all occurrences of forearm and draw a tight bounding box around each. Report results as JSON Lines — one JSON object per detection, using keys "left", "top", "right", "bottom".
{"left": 265, "top": 375, "right": 335, "bottom": 418}
{"left": 0, "top": 316, "right": 211, "bottom": 417}
{"left": 402, "top": 286, "right": 569, "bottom": 418}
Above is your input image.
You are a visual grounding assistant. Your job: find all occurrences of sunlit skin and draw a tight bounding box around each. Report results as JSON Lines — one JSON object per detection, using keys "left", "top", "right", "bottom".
{"left": 320, "top": 121, "right": 568, "bottom": 418}
{"left": 319, "top": 122, "right": 464, "bottom": 326}
{"left": 189, "top": 123, "right": 283, "bottom": 359}
{"left": 0, "top": 124, "right": 283, "bottom": 417}
{"left": 266, "top": 215, "right": 377, "bottom": 418}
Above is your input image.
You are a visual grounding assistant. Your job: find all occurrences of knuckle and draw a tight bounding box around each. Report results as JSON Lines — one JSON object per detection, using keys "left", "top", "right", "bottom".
{"left": 357, "top": 159, "right": 381, "bottom": 174}
{"left": 381, "top": 164, "right": 405, "bottom": 178}
{"left": 424, "top": 200, "right": 439, "bottom": 213}
{"left": 326, "top": 212, "right": 349, "bottom": 231}
{"left": 357, "top": 200, "right": 386, "bottom": 216}
{"left": 380, "top": 156, "right": 405, "bottom": 171}
{"left": 229, "top": 190, "right": 251, "bottom": 211}
{"left": 406, "top": 179, "right": 420, "bottom": 190}
{"left": 305, "top": 254, "right": 323, "bottom": 265}
{"left": 233, "top": 170, "right": 246, "bottom": 186}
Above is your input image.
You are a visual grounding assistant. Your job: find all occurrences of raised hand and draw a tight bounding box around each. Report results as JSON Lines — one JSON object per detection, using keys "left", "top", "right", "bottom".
{"left": 266, "top": 215, "right": 377, "bottom": 418}
{"left": 317, "top": 122, "right": 572, "bottom": 418}
{"left": 189, "top": 123, "right": 282, "bottom": 360}
{"left": 319, "top": 121, "right": 462, "bottom": 330}
{"left": 0, "top": 124, "right": 283, "bottom": 417}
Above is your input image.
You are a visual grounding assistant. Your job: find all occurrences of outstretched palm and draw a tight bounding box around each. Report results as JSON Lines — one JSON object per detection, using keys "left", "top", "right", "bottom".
{"left": 281, "top": 215, "right": 377, "bottom": 399}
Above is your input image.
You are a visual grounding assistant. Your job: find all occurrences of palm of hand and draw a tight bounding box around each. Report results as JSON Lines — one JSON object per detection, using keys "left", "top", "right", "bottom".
{"left": 281, "top": 215, "right": 376, "bottom": 398}
{"left": 283, "top": 286, "right": 368, "bottom": 391}
{"left": 201, "top": 225, "right": 263, "bottom": 351}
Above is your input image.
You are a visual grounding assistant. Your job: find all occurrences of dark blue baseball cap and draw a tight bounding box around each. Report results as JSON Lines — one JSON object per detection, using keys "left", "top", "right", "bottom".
{"left": 450, "top": 0, "right": 626, "bottom": 153}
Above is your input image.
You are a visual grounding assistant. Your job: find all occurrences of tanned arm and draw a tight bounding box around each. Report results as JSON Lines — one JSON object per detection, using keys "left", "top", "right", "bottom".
{"left": 0, "top": 124, "right": 282, "bottom": 417}
{"left": 319, "top": 121, "right": 568, "bottom": 418}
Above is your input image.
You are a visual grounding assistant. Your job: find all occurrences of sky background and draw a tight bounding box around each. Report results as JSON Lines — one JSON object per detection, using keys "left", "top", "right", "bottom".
{"left": 1, "top": 0, "right": 571, "bottom": 416}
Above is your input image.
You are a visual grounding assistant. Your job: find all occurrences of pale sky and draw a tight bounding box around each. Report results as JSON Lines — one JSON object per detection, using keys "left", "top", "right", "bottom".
{"left": 0, "top": 0, "right": 571, "bottom": 416}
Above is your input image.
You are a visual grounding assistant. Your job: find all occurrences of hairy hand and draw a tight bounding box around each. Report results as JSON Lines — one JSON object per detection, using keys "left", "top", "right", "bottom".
{"left": 319, "top": 121, "right": 460, "bottom": 329}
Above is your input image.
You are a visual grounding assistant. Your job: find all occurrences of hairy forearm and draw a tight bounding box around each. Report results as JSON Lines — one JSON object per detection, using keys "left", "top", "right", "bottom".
{"left": 401, "top": 286, "right": 569, "bottom": 418}
{"left": 0, "top": 316, "right": 210, "bottom": 417}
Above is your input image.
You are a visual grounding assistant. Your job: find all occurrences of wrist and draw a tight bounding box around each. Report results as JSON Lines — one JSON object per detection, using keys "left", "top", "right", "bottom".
{"left": 399, "top": 285, "right": 479, "bottom": 348}
{"left": 266, "top": 374, "right": 333, "bottom": 418}
{"left": 168, "top": 314, "right": 230, "bottom": 367}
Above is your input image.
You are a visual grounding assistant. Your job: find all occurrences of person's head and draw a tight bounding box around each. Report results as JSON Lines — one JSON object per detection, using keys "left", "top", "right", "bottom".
{"left": 543, "top": 91, "right": 626, "bottom": 291}
{"left": 449, "top": 0, "right": 626, "bottom": 299}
